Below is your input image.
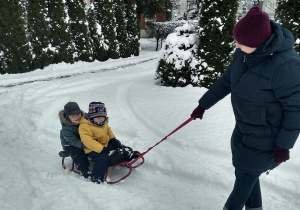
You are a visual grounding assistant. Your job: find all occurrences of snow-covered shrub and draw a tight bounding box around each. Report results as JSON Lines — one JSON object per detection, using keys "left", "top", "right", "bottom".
{"left": 147, "top": 20, "right": 198, "bottom": 51}
{"left": 156, "top": 23, "right": 200, "bottom": 87}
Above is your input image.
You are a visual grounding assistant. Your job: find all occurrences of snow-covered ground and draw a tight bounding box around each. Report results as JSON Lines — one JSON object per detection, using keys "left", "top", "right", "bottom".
{"left": 0, "top": 39, "right": 299, "bottom": 210}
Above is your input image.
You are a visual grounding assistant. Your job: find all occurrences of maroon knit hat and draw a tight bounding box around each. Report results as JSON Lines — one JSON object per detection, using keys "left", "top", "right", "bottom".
{"left": 233, "top": 6, "right": 272, "bottom": 48}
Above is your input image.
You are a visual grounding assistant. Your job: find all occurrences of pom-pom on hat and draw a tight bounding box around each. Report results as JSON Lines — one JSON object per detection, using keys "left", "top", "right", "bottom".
{"left": 64, "top": 102, "right": 81, "bottom": 116}
{"left": 88, "top": 102, "right": 107, "bottom": 119}
{"left": 233, "top": 6, "right": 272, "bottom": 48}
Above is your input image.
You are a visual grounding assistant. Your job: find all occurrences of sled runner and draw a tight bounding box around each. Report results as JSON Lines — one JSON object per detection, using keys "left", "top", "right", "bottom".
{"left": 58, "top": 150, "right": 80, "bottom": 175}
{"left": 105, "top": 147, "right": 145, "bottom": 184}
{"left": 59, "top": 146, "right": 145, "bottom": 183}
{"left": 59, "top": 117, "right": 194, "bottom": 184}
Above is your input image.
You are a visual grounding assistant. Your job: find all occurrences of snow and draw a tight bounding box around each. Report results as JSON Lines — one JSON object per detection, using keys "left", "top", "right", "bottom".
{"left": 0, "top": 39, "right": 300, "bottom": 210}
{"left": 160, "top": 23, "right": 199, "bottom": 70}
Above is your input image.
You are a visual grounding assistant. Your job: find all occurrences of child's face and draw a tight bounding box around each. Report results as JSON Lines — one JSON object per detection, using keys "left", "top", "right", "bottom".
{"left": 93, "top": 116, "right": 106, "bottom": 123}
{"left": 68, "top": 114, "right": 82, "bottom": 124}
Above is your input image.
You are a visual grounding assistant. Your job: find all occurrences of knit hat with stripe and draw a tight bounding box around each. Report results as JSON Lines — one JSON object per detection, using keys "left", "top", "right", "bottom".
{"left": 88, "top": 102, "right": 107, "bottom": 119}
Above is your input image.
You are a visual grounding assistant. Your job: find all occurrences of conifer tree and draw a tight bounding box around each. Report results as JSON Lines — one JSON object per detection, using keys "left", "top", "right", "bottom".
{"left": 0, "top": 0, "right": 30, "bottom": 74}
{"left": 197, "top": 0, "right": 238, "bottom": 88}
{"left": 124, "top": 0, "right": 140, "bottom": 56}
{"left": 115, "top": 0, "right": 130, "bottom": 58}
{"left": 86, "top": 3, "right": 107, "bottom": 61}
{"left": 275, "top": 0, "right": 300, "bottom": 55}
{"left": 47, "top": 0, "right": 74, "bottom": 64}
{"left": 27, "top": 0, "right": 53, "bottom": 70}
{"left": 66, "top": 0, "right": 92, "bottom": 62}
{"left": 96, "top": 0, "right": 119, "bottom": 59}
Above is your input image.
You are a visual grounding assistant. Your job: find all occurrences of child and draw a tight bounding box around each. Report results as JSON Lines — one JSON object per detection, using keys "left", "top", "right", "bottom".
{"left": 79, "top": 102, "right": 137, "bottom": 184}
{"left": 59, "top": 102, "right": 90, "bottom": 178}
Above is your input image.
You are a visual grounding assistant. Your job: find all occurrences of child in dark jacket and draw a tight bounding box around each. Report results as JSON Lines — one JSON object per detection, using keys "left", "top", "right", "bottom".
{"left": 59, "top": 102, "right": 90, "bottom": 178}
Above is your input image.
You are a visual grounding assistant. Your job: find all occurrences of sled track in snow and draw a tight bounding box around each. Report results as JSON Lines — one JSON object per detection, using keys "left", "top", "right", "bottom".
{"left": 0, "top": 57, "right": 157, "bottom": 88}
{"left": 114, "top": 81, "right": 164, "bottom": 142}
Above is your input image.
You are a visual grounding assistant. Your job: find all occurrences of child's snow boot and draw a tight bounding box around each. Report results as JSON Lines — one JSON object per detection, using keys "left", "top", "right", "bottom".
{"left": 81, "top": 170, "right": 91, "bottom": 179}
{"left": 90, "top": 177, "right": 102, "bottom": 184}
{"left": 131, "top": 151, "right": 141, "bottom": 160}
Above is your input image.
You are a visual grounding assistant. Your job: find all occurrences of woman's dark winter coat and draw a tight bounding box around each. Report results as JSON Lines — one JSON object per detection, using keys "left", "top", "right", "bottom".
{"left": 199, "top": 21, "right": 300, "bottom": 174}
{"left": 59, "top": 110, "right": 86, "bottom": 150}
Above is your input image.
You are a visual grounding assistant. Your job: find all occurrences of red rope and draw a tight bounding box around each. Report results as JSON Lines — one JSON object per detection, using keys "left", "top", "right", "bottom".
{"left": 105, "top": 117, "right": 195, "bottom": 184}
{"left": 129, "top": 117, "right": 195, "bottom": 166}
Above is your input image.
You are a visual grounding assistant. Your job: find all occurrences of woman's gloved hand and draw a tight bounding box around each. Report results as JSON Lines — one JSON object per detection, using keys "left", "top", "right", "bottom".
{"left": 191, "top": 105, "right": 205, "bottom": 119}
{"left": 274, "top": 144, "right": 290, "bottom": 163}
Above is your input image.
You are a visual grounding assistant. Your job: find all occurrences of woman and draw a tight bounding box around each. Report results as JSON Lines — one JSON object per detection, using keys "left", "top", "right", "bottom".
{"left": 191, "top": 6, "right": 300, "bottom": 210}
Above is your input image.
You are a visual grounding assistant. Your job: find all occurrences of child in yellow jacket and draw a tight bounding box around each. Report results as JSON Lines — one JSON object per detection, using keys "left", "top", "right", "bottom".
{"left": 79, "top": 102, "right": 123, "bottom": 184}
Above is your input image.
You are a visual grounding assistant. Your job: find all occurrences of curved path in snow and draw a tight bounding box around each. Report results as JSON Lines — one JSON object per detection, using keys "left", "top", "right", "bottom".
{"left": 0, "top": 54, "right": 299, "bottom": 209}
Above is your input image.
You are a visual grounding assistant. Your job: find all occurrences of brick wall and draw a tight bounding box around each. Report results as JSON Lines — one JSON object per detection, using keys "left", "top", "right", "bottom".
{"left": 156, "top": 13, "right": 166, "bottom": 22}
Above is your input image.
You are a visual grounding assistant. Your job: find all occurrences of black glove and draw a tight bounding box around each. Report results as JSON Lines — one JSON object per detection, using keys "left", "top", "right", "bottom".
{"left": 109, "top": 138, "right": 122, "bottom": 149}
{"left": 100, "top": 147, "right": 110, "bottom": 154}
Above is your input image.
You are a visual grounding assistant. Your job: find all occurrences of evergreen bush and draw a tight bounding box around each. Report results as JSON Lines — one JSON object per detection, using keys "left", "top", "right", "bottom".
{"left": 86, "top": 3, "right": 107, "bottom": 61}
{"left": 0, "top": 0, "right": 146, "bottom": 74}
{"left": 0, "top": 0, "right": 31, "bottom": 74}
{"left": 66, "top": 0, "right": 92, "bottom": 62}
{"left": 124, "top": 0, "right": 140, "bottom": 56}
{"left": 96, "top": 0, "right": 119, "bottom": 60}
{"left": 27, "top": 0, "right": 53, "bottom": 70}
{"left": 156, "top": 23, "right": 199, "bottom": 87}
{"left": 115, "top": 0, "right": 130, "bottom": 58}
{"left": 197, "top": 0, "right": 238, "bottom": 88}
{"left": 147, "top": 20, "right": 196, "bottom": 51}
{"left": 47, "top": 0, "right": 74, "bottom": 64}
